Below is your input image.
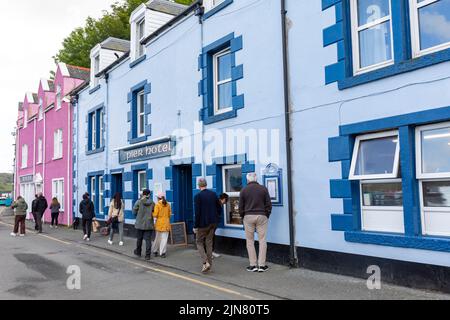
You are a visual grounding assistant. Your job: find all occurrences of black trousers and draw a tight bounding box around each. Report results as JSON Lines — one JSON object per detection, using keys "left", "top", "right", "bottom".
{"left": 136, "top": 230, "right": 153, "bottom": 257}
{"left": 51, "top": 212, "right": 59, "bottom": 226}
{"left": 35, "top": 212, "right": 43, "bottom": 233}
{"left": 82, "top": 219, "right": 92, "bottom": 238}
{"left": 32, "top": 212, "right": 38, "bottom": 230}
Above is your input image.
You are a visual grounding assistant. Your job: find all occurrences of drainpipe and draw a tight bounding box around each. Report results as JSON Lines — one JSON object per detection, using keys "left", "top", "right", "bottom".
{"left": 105, "top": 74, "right": 110, "bottom": 208}
{"left": 280, "top": 0, "right": 298, "bottom": 268}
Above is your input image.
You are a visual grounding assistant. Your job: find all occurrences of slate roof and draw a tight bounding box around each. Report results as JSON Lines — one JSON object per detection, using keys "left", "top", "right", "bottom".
{"left": 147, "top": 0, "right": 187, "bottom": 16}
{"left": 101, "top": 37, "right": 130, "bottom": 52}
{"left": 66, "top": 65, "right": 90, "bottom": 82}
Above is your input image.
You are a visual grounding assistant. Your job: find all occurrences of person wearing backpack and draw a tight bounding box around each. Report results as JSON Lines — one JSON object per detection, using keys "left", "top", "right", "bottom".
{"left": 49, "top": 197, "right": 61, "bottom": 228}
{"left": 108, "top": 192, "right": 125, "bottom": 246}
{"left": 152, "top": 192, "right": 172, "bottom": 258}
{"left": 132, "top": 189, "right": 155, "bottom": 260}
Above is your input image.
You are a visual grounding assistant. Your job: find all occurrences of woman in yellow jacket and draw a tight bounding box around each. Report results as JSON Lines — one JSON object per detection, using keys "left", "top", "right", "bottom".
{"left": 152, "top": 192, "right": 172, "bottom": 258}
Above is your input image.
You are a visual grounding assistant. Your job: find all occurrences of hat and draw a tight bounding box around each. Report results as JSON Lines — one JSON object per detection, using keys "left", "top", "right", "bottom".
{"left": 157, "top": 192, "right": 165, "bottom": 199}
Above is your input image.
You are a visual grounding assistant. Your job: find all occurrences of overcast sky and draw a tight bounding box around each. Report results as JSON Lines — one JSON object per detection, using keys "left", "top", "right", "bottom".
{"left": 0, "top": 0, "right": 115, "bottom": 173}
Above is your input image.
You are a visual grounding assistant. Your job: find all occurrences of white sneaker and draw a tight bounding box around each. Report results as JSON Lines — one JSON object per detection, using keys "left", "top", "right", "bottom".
{"left": 10, "top": 233, "right": 17, "bottom": 237}
{"left": 54, "top": 226, "right": 58, "bottom": 229}
{"left": 212, "top": 252, "right": 221, "bottom": 258}
{"left": 83, "top": 235, "right": 88, "bottom": 240}
{"left": 108, "top": 240, "right": 113, "bottom": 245}
{"left": 50, "top": 225, "right": 53, "bottom": 229}
{"left": 119, "top": 241, "right": 124, "bottom": 246}
{"left": 201, "top": 262, "right": 211, "bottom": 274}
{"left": 86, "top": 238, "right": 90, "bottom": 242}
{"left": 19, "top": 234, "right": 25, "bottom": 237}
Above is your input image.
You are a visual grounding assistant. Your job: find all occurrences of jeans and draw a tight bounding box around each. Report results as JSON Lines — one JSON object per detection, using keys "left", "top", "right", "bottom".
{"left": 136, "top": 230, "right": 153, "bottom": 257}
{"left": 243, "top": 215, "right": 269, "bottom": 267}
{"left": 196, "top": 224, "right": 216, "bottom": 265}
{"left": 13, "top": 215, "right": 26, "bottom": 235}
{"left": 51, "top": 212, "right": 59, "bottom": 226}
{"left": 82, "top": 219, "right": 92, "bottom": 238}
{"left": 109, "top": 222, "right": 124, "bottom": 242}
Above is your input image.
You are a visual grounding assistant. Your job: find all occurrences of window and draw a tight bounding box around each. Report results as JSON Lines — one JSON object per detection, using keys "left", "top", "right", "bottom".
{"left": 93, "top": 55, "right": 100, "bottom": 87}
{"left": 38, "top": 98, "right": 43, "bottom": 120}
{"left": 137, "top": 90, "right": 145, "bottom": 137}
{"left": 350, "top": 131, "right": 404, "bottom": 233}
{"left": 222, "top": 165, "right": 243, "bottom": 227}
{"left": 52, "top": 179, "right": 64, "bottom": 211}
{"left": 137, "top": 171, "right": 147, "bottom": 195}
{"left": 416, "top": 122, "right": 450, "bottom": 236}
{"left": 37, "top": 138, "right": 43, "bottom": 164}
{"left": 410, "top": 0, "right": 450, "bottom": 57}
{"left": 21, "top": 144, "right": 28, "bottom": 169}
{"left": 99, "top": 176, "right": 104, "bottom": 214}
{"left": 91, "top": 112, "right": 96, "bottom": 150}
{"left": 90, "top": 176, "right": 96, "bottom": 213}
{"left": 350, "top": 0, "right": 394, "bottom": 74}
{"left": 136, "top": 18, "right": 145, "bottom": 58}
{"left": 24, "top": 110, "right": 28, "bottom": 128}
{"left": 53, "top": 129, "right": 63, "bottom": 159}
{"left": 56, "top": 85, "right": 62, "bottom": 110}
{"left": 88, "top": 109, "right": 103, "bottom": 152}
{"left": 213, "top": 48, "right": 233, "bottom": 115}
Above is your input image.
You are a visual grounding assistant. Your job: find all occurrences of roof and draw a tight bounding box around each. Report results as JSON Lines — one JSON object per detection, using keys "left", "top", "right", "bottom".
{"left": 66, "top": 65, "right": 90, "bottom": 82}
{"left": 101, "top": 37, "right": 130, "bottom": 52}
{"left": 146, "top": 0, "right": 188, "bottom": 16}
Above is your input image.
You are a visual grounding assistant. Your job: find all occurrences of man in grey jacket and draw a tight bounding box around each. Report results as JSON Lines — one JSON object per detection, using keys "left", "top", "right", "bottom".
{"left": 239, "top": 173, "right": 272, "bottom": 273}
{"left": 133, "top": 189, "right": 155, "bottom": 260}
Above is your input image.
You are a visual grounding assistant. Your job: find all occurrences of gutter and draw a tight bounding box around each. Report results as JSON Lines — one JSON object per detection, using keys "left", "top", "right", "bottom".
{"left": 281, "top": 0, "right": 298, "bottom": 268}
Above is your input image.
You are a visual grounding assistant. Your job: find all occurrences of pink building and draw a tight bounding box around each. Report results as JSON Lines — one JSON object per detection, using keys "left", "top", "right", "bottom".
{"left": 15, "top": 63, "right": 89, "bottom": 226}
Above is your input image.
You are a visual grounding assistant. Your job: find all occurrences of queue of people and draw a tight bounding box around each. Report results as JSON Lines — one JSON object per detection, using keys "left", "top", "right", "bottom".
{"left": 9, "top": 172, "right": 272, "bottom": 275}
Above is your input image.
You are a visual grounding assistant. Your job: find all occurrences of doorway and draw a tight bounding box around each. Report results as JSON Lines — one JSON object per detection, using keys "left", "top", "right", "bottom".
{"left": 111, "top": 174, "right": 123, "bottom": 199}
{"left": 173, "top": 165, "right": 194, "bottom": 234}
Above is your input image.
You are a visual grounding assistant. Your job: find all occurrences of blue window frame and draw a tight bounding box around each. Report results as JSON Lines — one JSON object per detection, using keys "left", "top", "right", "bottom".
{"left": 87, "top": 171, "right": 105, "bottom": 217}
{"left": 127, "top": 81, "right": 152, "bottom": 144}
{"left": 87, "top": 106, "right": 104, "bottom": 154}
{"left": 322, "top": 0, "right": 450, "bottom": 89}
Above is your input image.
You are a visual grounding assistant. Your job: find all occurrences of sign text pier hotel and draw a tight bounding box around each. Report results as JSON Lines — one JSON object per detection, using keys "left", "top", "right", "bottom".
{"left": 119, "top": 138, "right": 174, "bottom": 164}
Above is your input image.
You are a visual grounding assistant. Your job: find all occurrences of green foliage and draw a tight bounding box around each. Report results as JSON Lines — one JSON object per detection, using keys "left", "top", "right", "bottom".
{"left": 55, "top": 0, "right": 194, "bottom": 68}
{"left": 0, "top": 173, "right": 13, "bottom": 193}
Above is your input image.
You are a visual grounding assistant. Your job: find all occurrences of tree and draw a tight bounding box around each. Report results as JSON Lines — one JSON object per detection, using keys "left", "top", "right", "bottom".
{"left": 55, "top": 0, "right": 194, "bottom": 68}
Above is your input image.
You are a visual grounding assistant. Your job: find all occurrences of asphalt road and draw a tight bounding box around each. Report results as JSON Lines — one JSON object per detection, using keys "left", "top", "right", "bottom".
{"left": 0, "top": 221, "right": 273, "bottom": 300}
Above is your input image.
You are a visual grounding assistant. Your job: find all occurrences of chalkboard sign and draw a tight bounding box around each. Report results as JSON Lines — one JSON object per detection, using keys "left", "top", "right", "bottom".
{"left": 170, "top": 222, "right": 188, "bottom": 246}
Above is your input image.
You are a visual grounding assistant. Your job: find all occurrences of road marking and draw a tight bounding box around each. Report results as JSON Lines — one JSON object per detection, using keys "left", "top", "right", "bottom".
{"left": 0, "top": 220, "right": 256, "bottom": 299}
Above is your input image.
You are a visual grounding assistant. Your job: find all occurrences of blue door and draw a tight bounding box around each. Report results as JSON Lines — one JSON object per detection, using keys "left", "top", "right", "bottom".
{"left": 174, "top": 165, "right": 194, "bottom": 233}
{"left": 111, "top": 174, "right": 123, "bottom": 199}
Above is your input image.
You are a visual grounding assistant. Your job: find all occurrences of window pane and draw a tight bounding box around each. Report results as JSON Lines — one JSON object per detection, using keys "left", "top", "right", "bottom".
{"left": 218, "top": 52, "right": 232, "bottom": 81}
{"left": 357, "top": 0, "right": 390, "bottom": 26}
{"left": 362, "top": 182, "right": 403, "bottom": 206}
{"left": 355, "top": 135, "right": 398, "bottom": 176}
{"left": 218, "top": 82, "right": 232, "bottom": 110}
{"left": 139, "top": 172, "right": 147, "bottom": 191}
{"left": 421, "top": 126, "right": 450, "bottom": 174}
{"left": 139, "top": 115, "right": 145, "bottom": 135}
{"left": 423, "top": 181, "right": 450, "bottom": 207}
{"left": 138, "top": 93, "right": 145, "bottom": 113}
{"left": 418, "top": 0, "right": 450, "bottom": 50}
{"left": 225, "top": 196, "right": 242, "bottom": 225}
{"left": 225, "top": 167, "right": 242, "bottom": 192}
{"left": 359, "top": 20, "right": 392, "bottom": 68}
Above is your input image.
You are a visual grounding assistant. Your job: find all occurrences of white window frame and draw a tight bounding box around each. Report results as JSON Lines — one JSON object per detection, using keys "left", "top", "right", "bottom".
{"left": 53, "top": 129, "right": 63, "bottom": 160}
{"left": 37, "top": 138, "right": 43, "bottom": 164}
{"left": 137, "top": 90, "right": 145, "bottom": 137}
{"left": 349, "top": 130, "right": 400, "bottom": 180}
{"left": 410, "top": 0, "right": 450, "bottom": 58}
{"left": 38, "top": 98, "right": 44, "bottom": 121}
{"left": 56, "top": 85, "right": 62, "bottom": 110}
{"left": 137, "top": 171, "right": 147, "bottom": 194}
{"left": 136, "top": 18, "right": 146, "bottom": 58}
{"left": 222, "top": 164, "right": 243, "bottom": 228}
{"left": 99, "top": 110, "right": 104, "bottom": 148}
{"left": 21, "top": 144, "right": 28, "bottom": 169}
{"left": 91, "top": 112, "right": 97, "bottom": 150}
{"left": 213, "top": 48, "right": 233, "bottom": 115}
{"left": 90, "top": 176, "right": 97, "bottom": 211}
{"left": 93, "top": 54, "right": 100, "bottom": 87}
{"left": 98, "top": 176, "right": 104, "bottom": 214}
{"left": 415, "top": 121, "right": 450, "bottom": 179}
{"left": 350, "top": 0, "right": 395, "bottom": 75}
{"left": 52, "top": 178, "right": 64, "bottom": 211}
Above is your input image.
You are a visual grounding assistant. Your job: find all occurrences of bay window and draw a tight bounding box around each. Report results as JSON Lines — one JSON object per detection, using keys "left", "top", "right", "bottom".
{"left": 350, "top": 131, "right": 404, "bottom": 233}
{"left": 222, "top": 165, "right": 243, "bottom": 227}
{"left": 410, "top": 0, "right": 450, "bottom": 57}
{"left": 213, "top": 48, "right": 233, "bottom": 115}
{"left": 350, "top": 0, "right": 394, "bottom": 74}
{"left": 416, "top": 122, "right": 450, "bottom": 236}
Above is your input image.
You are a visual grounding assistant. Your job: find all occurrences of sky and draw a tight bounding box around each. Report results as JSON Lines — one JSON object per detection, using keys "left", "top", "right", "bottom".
{"left": 0, "top": 0, "right": 115, "bottom": 173}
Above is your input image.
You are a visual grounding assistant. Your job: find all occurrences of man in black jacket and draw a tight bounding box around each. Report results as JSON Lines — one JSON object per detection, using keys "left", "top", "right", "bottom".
{"left": 31, "top": 195, "right": 39, "bottom": 231}
{"left": 35, "top": 193, "right": 48, "bottom": 234}
{"left": 194, "top": 178, "right": 221, "bottom": 274}
{"left": 239, "top": 173, "right": 272, "bottom": 273}
{"left": 79, "top": 193, "right": 95, "bottom": 241}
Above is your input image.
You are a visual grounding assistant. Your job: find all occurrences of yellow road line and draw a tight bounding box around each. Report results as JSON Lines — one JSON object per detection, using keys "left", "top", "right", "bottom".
{"left": 0, "top": 220, "right": 256, "bottom": 299}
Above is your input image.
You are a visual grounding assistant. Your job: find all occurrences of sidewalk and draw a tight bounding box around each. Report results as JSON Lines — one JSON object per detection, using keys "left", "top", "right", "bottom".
{"left": 0, "top": 210, "right": 449, "bottom": 300}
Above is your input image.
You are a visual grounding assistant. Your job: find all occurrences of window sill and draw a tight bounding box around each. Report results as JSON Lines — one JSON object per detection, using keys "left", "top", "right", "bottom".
{"left": 339, "top": 47, "right": 450, "bottom": 90}
{"left": 89, "top": 85, "right": 101, "bottom": 95}
{"left": 203, "top": 109, "right": 237, "bottom": 125}
{"left": 52, "top": 157, "right": 63, "bottom": 161}
{"left": 86, "top": 147, "right": 105, "bottom": 156}
{"left": 129, "top": 136, "right": 147, "bottom": 145}
{"left": 203, "top": 0, "right": 233, "bottom": 21}
{"left": 129, "top": 55, "right": 146, "bottom": 69}
{"left": 345, "top": 230, "right": 450, "bottom": 253}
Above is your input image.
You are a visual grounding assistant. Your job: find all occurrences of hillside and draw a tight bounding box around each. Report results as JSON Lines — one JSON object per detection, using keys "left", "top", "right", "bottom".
{"left": 0, "top": 173, "right": 13, "bottom": 193}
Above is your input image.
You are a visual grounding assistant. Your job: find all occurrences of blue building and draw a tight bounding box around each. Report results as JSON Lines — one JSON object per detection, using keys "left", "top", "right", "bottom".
{"left": 72, "top": 0, "right": 450, "bottom": 290}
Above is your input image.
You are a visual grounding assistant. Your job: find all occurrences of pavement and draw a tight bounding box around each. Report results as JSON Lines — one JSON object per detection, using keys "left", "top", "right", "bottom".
{"left": 0, "top": 207, "right": 449, "bottom": 300}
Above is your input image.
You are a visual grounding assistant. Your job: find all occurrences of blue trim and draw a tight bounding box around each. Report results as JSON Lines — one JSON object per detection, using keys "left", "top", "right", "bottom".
{"left": 263, "top": 169, "right": 283, "bottom": 207}
{"left": 202, "top": 0, "right": 233, "bottom": 21}
{"left": 127, "top": 80, "right": 151, "bottom": 144}
{"left": 322, "top": 0, "right": 450, "bottom": 89}
{"left": 87, "top": 104, "right": 105, "bottom": 153}
{"left": 86, "top": 147, "right": 105, "bottom": 156}
{"left": 199, "top": 33, "right": 244, "bottom": 125}
{"left": 88, "top": 85, "right": 101, "bottom": 95}
{"left": 328, "top": 105, "right": 450, "bottom": 252}
{"left": 129, "top": 54, "right": 146, "bottom": 68}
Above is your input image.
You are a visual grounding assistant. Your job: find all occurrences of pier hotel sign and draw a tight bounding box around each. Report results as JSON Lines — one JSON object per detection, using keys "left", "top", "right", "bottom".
{"left": 118, "top": 138, "right": 173, "bottom": 164}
